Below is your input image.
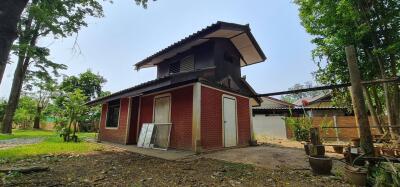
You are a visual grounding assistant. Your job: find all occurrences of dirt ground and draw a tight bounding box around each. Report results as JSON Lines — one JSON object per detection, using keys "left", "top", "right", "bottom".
{"left": 0, "top": 145, "right": 351, "bottom": 187}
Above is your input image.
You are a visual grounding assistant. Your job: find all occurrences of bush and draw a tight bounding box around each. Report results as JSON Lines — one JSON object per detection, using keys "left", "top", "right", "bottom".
{"left": 369, "top": 162, "right": 400, "bottom": 187}
{"left": 285, "top": 115, "right": 312, "bottom": 141}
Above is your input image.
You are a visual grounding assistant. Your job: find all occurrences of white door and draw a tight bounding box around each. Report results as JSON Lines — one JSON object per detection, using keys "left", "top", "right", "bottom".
{"left": 223, "top": 97, "right": 237, "bottom": 147}
{"left": 153, "top": 96, "right": 171, "bottom": 148}
{"left": 154, "top": 96, "right": 171, "bottom": 123}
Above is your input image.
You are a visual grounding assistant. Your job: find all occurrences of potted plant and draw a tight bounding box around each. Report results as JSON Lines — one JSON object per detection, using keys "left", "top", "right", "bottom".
{"left": 285, "top": 110, "right": 312, "bottom": 155}
{"left": 345, "top": 165, "right": 367, "bottom": 186}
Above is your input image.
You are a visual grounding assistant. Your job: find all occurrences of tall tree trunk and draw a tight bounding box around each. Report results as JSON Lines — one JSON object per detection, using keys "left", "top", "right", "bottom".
{"left": 0, "top": 0, "right": 29, "bottom": 85}
{"left": 1, "top": 53, "right": 30, "bottom": 133}
{"left": 1, "top": 57, "right": 29, "bottom": 133}
{"left": 363, "top": 86, "right": 384, "bottom": 134}
{"left": 1, "top": 14, "right": 38, "bottom": 134}
{"left": 33, "top": 106, "right": 42, "bottom": 129}
{"left": 357, "top": 0, "right": 397, "bottom": 138}
{"left": 389, "top": 55, "right": 399, "bottom": 134}
{"left": 346, "top": 46, "right": 374, "bottom": 156}
{"left": 371, "top": 86, "right": 388, "bottom": 131}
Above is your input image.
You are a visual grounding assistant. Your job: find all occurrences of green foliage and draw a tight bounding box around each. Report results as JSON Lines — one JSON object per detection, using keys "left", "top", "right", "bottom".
{"left": 285, "top": 110, "right": 312, "bottom": 141}
{"left": 60, "top": 70, "right": 106, "bottom": 101}
{"left": 369, "top": 162, "right": 400, "bottom": 187}
{"left": 320, "top": 116, "right": 334, "bottom": 141}
{"left": 13, "top": 96, "right": 37, "bottom": 128}
{"left": 57, "top": 70, "right": 107, "bottom": 132}
{"left": 294, "top": 0, "right": 400, "bottom": 109}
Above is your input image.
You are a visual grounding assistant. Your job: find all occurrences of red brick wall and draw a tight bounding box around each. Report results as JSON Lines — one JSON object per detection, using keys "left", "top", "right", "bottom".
{"left": 201, "top": 86, "right": 251, "bottom": 150}
{"left": 285, "top": 116, "right": 383, "bottom": 141}
{"left": 127, "top": 97, "right": 140, "bottom": 144}
{"left": 99, "top": 98, "right": 129, "bottom": 144}
{"left": 138, "top": 86, "right": 193, "bottom": 150}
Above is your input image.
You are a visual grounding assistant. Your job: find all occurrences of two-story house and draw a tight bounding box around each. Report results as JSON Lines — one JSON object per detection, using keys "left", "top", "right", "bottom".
{"left": 87, "top": 21, "right": 266, "bottom": 152}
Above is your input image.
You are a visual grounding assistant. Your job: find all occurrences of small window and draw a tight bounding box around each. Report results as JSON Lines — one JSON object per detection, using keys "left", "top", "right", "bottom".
{"left": 169, "top": 62, "right": 180, "bottom": 74}
{"left": 180, "top": 55, "right": 194, "bottom": 72}
{"left": 106, "top": 100, "right": 120, "bottom": 128}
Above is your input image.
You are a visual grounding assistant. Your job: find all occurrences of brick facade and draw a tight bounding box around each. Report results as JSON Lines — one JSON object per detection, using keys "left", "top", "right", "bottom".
{"left": 99, "top": 84, "right": 252, "bottom": 151}
{"left": 200, "top": 86, "right": 251, "bottom": 150}
{"left": 138, "top": 85, "right": 193, "bottom": 150}
{"left": 286, "top": 116, "right": 382, "bottom": 141}
{"left": 99, "top": 98, "right": 130, "bottom": 144}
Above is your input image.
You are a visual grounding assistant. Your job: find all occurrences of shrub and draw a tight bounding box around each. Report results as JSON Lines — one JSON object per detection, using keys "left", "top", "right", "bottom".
{"left": 285, "top": 115, "right": 312, "bottom": 141}
{"left": 369, "top": 162, "right": 400, "bottom": 187}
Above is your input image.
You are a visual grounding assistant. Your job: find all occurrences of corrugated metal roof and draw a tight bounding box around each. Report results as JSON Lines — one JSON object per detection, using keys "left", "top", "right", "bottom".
{"left": 253, "top": 106, "right": 346, "bottom": 110}
{"left": 134, "top": 21, "right": 266, "bottom": 69}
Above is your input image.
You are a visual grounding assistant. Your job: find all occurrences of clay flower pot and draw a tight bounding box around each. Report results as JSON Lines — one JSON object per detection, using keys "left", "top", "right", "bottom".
{"left": 344, "top": 165, "right": 367, "bottom": 186}
{"left": 308, "top": 156, "right": 332, "bottom": 175}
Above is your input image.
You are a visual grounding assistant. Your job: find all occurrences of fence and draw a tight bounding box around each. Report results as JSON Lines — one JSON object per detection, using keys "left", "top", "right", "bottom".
{"left": 285, "top": 116, "right": 383, "bottom": 141}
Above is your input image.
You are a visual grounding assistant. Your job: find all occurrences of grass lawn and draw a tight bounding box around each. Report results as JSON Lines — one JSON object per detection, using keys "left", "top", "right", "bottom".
{"left": 0, "top": 129, "right": 103, "bottom": 161}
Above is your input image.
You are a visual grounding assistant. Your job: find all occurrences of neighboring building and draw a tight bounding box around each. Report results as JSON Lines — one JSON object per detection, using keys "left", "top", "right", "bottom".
{"left": 252, "top": 94, "right": 348, "bottom": 139}
{"left": 87, "top": 22, "right": 266, "bottom": 152}
{"left": 252, "top": 97, "right": 295, "bottom": 139}
{"left": 293, "top": 93, "right": 347, "bottom": 117}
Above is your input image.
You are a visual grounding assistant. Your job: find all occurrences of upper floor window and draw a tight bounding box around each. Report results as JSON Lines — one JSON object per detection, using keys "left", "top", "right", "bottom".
{"left": 169, "top": 55, "right": 194, "bottom": 74}
{"left": 169, "top": 62, "right": 180, "bottom": 74}
{"left": 180, "top": 55, "right": 194, "bottom": 72}
{"left": 106, "top": 100, "right": 120, "bottom": 128}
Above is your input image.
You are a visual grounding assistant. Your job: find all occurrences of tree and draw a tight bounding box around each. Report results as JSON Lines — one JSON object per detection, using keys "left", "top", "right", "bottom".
{"left": 0, "top": 0, "right": 29, "bottom": 85}
{"left": 346, "top": 45, "right": 374, "bottom": 156}
{"left": 280, "top": 82, "right": 327, "bottom": 103}
{"left": 60, "top": 70, "right": 106, "bottom": 101}
{"left": 294, "top": 0, "right": 400, "bottom": 136}
{"left": 61, "top": 89, "right": 88, "bottom": 142}
{"left": 0, "top": 0, "right": 151, "bottom": 86}
{"left": 1, "top": 0, "right": 103, "bottom": 134}
{"left": 13, "top": 95, "right": 36, "bottom": 129}
{"left": 24, "top": 71, "right": 58, "bottom": 129}
{"left": 59, "top": 70, "right": 107, "bottom": 131}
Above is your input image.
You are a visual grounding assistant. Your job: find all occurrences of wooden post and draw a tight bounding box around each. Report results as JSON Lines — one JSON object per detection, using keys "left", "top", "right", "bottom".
{"left": 310, "top": 127, "right": 321, "bottom": 145}
{"left": 345, "top": 45, "right": 374, "bottom": 156}
{"left": 333, "top": 116, "right": 339, "bottom": 142}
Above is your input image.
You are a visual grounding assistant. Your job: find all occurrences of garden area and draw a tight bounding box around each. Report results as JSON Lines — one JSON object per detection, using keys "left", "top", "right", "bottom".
{"left": 0, "top": 129, "right": 102, "bottom": 160}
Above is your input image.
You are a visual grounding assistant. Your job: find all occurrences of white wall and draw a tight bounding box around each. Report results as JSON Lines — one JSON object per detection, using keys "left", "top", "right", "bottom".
{"left": 253, "top": 115, "right": 287, "bottom": 139}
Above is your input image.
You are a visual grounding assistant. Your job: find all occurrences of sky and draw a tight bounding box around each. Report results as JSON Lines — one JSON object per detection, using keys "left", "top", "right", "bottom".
{"left": 0, "top": 0, "right": 317, "bottom": 99}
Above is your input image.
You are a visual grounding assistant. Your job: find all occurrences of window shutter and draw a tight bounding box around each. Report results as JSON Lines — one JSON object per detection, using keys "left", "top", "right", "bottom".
{"left": 169, "top": 62, "right": 180, "bottom": 74}
{"left": 180, "top": 55, "right": 194, "bottom": 72}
